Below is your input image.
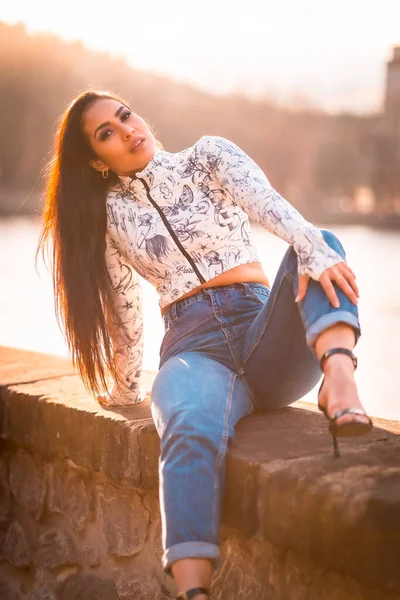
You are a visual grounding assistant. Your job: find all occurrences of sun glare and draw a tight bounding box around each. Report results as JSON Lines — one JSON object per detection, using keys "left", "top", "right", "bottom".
{"left": 1, "top": 0, "right": 400, "bottom": 111}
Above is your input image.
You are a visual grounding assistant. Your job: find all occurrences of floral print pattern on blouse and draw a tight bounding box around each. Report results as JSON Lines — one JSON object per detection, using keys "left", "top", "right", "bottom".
{"left": 104, "top": 136, "right": 343, "bottom": 403}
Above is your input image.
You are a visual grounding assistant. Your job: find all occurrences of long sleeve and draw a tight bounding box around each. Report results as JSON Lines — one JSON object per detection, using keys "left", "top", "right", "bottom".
{"left": 199, "top": 136, "right": 343, "bottom": 280}
{"left": 104, "top": 231, "right": 144, "bottom": 405}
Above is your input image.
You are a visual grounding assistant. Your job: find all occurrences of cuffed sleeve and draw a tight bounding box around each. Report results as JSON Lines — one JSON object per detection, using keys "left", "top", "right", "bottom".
{"left": 198, "top": 136, "right": 344, "bottom": 280}
{"left": 104, "top": 231, "right": 144, "bottom": 405}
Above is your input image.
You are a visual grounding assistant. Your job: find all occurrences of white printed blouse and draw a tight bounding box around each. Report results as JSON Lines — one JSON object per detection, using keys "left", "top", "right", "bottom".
{"left": 104, "top": 135, "right": 343, "bottom": 404}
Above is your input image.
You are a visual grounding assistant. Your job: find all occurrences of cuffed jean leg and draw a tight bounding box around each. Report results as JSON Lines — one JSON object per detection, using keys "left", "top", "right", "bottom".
{"left": 302, "top": 229, "right": 361, "bottom": 345}
{"left": 242, "top": 229, "right": 361, "bottom": 409}
{"left": 151, "top": 351, "right": 253, "bottom": 574}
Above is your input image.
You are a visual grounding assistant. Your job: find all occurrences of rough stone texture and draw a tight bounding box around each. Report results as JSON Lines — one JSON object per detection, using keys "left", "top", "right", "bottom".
{"left": 258, "top": 447, "right": 400, "bottom": 595}
{"left": 56, "top": 573, "right": 119, "bottom": 600}
{"left": 115, "top": 575, "right": 172, "bottom": 600}
{"left": 142, "top": 490, "right": 164, "bottom": 557}
{"left": 217, "top": 524, "right": 400, "bottom": 600}
{"left": 8, "top": 449, "right": 46, "bottom": 520}
{"left": 0, "top": 346, "right": 76, "bottom": 386}
{"left": 37, "top": 527, "right": 77, "bottom": 570}
{"left": 47, "top": 461, "right": 92, "bottom": 531}
{"left": 27, "top": 589, "right": 56, "bottom": 600}
{"left": 81, "top": 545, "right": 100, "bottom": 567}
{"left": 1, "top": 520, "right": 31, "bottom": 568}
{"left": 1, "top": 346, "right": 400, "bottom": 599}
{"left": 0, "top": 351, "right": 157, "bottom": 488}
{"left": 0, "top": 456, "right": 10, "bottom": 527}
{"left": 223, "top": 404, "right": 400, "bottom": 536}
{"left": 0, "top": 564, "right": 23, "bottom": 600}
{"left": 97, "top": 482, "right": 149, "bottom": 556}
{"left": 139, "top": 421, "right": 160, "bottom": 489}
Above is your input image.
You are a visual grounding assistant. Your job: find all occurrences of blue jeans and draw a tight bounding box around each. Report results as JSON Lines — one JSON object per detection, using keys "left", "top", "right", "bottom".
{"left": 150, "top": 230, "right": 360, "bottom": 574}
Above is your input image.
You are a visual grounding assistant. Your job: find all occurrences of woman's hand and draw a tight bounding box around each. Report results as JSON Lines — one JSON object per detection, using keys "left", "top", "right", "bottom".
{"left": 295, "top": 261, "right": 359, "bottom": 307}
{"left": 96, "top": 390, "right": 150, "bottom": 407}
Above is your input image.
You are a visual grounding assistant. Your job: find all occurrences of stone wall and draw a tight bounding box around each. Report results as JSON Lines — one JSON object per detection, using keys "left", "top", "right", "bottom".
{"left": 1, "top": 346, "right": 400, "bottom": 600}
{"left": 0, "top": 441, "right": 170, "bottom": 600}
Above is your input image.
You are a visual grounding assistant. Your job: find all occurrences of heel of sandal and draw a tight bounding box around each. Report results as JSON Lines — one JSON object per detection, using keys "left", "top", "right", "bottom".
{"left": 318, "top": 347, "right": 372, "bottom": 458}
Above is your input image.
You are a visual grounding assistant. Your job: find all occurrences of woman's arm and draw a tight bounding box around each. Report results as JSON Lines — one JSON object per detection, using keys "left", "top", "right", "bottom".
{"left": 99, "top": 232, "right": 144, "bottom": 406}
{"left": 198, "top": 136, "right": 344, "bottom": 281}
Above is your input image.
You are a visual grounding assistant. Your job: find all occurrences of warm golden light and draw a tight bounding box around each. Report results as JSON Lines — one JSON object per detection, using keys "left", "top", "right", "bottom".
{"left": 1, "top": 0, "right": 400, "bottom": 112}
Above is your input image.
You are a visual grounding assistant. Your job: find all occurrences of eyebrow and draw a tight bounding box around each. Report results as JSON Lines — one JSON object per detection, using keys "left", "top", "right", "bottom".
{"left": 94, "top": 105, "right": 125, "bottom": 138}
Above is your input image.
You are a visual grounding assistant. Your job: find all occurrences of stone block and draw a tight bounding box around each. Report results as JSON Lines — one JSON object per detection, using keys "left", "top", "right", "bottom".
{"left": 97, "top": 482, "right": 149, "bottom": 557}
{"left": 3, "top": 381, "right": 147, "bottom": 486}
{"left": 0, "top": 346, "right": 75, "bottom": 386}
{"left": 1, "top": 521, "right": 31, "bottom": 568}
{"left": 27, "top": 589, "right": 56, "bottom": 600}
{"left": 47, "top": 461, "right": 92, "bottom": 531}
{"left": 222, "top": 451, "right": 260, "bottom": 536}
{"left": 81, "top": 544, "right": 100, "bottom": 567}
{"left": 138, "top": 421, "right": 159, "bottom": 488}
{"left": 0, "top": 456, "right": 10, "bottom": 526}
{"left": 37, "top": 527, "right": 77, "bottom": 570}
{"left": 258, "top": 447, "right": 400, "bottom": 595}
{"left": 0, "top": 564, "right": 23, "bottom": 600}
{"left": 216, "top": 524, "right": 278, "bottom": 600}
{"left": 142, "top": 491, "right": 163, "bottom": 555}
{"left": 116, "top": 575, "right": 172, "bottom": 599}
{"left": 9, "top": 449, "right": 45, "bottom": 520}
{"left": 56, "top": 573, "right": 119, "bottom": 600}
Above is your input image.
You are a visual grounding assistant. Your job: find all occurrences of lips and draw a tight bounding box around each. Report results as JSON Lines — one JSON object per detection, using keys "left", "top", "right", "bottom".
{"left": 130, "top": 138, "right": 145, "bottom": 152}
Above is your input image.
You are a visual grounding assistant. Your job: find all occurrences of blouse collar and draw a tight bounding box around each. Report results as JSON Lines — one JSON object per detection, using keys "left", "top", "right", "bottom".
{"left": 117, "top": 146, "right": 162, "bottom": 187}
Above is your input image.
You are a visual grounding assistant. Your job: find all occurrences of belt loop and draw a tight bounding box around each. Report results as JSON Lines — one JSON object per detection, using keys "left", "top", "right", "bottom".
{"left": 169, "top": 301, "right": 178, "bottom": 322}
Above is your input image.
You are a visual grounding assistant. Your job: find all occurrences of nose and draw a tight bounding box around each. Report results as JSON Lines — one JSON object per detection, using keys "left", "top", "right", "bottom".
{"left": 121, "top": 123, "right": 135, "bottom": 138}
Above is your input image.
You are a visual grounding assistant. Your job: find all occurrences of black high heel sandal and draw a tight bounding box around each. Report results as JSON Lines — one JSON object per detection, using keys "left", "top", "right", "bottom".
{"left": 318, "top": 348, "right": 373, "bottom": 458}
{"left": 176, "top": 588, "right": 209, "bottom": 599}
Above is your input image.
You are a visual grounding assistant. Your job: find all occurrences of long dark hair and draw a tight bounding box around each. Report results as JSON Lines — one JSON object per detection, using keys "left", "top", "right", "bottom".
{"left": 36, "top": 90, "right": 146, "bottom": 397}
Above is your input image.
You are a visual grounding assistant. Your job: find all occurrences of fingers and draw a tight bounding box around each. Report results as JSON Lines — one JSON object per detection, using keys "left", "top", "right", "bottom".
{"left": 296, "top": 262, "right": 359, "bottom": 307}
{"left": 320, "top": 264, "right": 359, "bottom": 307}
{"left": 295, "top": 275, "right": 309, "bottom": 303}
{"left": 341, "top": 263, "right": 356, "bottom": 279}
{"left": 339, "top": 264, "right": 359, "bottom": 298}
{"left": 335, "top": 273, "right": 358, "bottom": 305}
{"left": 319, "top": 273, "right": 340, "bottom": 308}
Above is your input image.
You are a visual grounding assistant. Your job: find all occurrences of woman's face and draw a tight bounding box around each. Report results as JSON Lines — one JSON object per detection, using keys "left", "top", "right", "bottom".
{"left": 82, "top": 98, "right": 157, "bottom": 177}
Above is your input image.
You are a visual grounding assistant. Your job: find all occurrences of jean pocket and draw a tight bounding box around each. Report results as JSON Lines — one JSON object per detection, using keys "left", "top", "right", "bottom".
{"left": 246, "top": 284, "right": 270, "bottom": 306}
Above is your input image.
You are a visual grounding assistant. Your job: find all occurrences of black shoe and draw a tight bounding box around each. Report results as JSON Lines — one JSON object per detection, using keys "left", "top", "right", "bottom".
{"left": 176, "top": 588, "right": 209, "bottom": 599}
{"left": 318, "top": 348, "right": 373, "bottom": 458}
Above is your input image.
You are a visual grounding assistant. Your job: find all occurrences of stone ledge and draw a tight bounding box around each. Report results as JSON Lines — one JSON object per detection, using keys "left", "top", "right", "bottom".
{"left": 1, "top": 345, "right": 400, "bottom": 594}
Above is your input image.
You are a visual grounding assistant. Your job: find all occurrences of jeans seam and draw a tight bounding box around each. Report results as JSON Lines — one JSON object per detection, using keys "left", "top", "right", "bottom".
{"left": 212, "top": 371, "right": 236, "bottom": 533}
{"left": 242, "top": 272, "right": 287, "bottom": 365}
{"left": 246, "top": 286, "right": 270, "bottom": 306}
{"left": 295, "top": 274, "right": 310, "bottom": 331}
{"left": 207, "top": 291, "right": 245, "bottom": 375}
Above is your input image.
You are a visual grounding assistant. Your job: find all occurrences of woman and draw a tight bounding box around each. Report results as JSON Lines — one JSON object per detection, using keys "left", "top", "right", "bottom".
{"left": 37, "top": 90, "right": 372, "bottom": 600}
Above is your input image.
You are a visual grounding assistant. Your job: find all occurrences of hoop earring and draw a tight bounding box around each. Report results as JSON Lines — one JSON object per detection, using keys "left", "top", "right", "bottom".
{"left": 102, "top": 169, "right": 109, "bottom": 179}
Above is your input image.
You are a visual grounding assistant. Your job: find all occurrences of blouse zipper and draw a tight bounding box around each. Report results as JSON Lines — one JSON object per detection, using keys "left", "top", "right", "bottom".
{"left": 134, "top": 176, "right": 206, "bottom": 284}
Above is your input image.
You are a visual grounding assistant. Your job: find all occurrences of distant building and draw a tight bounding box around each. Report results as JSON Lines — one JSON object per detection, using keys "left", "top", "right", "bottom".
{"left": 384, "top": 46, "right": 400, "bottom": 134}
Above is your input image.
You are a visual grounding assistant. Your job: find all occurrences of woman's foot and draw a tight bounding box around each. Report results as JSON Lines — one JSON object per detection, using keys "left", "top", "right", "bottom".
{"left": 318, "top": 353, "right": 370, "bottom": 428}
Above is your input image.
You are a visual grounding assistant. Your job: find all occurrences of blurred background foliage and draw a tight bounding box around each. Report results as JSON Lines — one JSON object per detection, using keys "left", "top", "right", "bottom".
{"left": 0, "top": 20, "right": 399, "bottom": 225}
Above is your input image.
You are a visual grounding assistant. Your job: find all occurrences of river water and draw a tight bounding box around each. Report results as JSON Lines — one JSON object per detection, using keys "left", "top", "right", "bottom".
{"left": 0, "top": 216, "right": 399, "bottom": 420}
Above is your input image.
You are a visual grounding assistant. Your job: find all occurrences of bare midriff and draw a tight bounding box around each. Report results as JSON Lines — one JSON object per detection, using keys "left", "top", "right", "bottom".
{"left": 160, "top": 262, "right": 270, "bottom": 316}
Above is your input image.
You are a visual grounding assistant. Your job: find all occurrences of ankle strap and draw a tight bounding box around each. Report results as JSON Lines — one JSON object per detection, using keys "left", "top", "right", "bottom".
{"left": 176, "top": 588, "right": 209, "bottom": 599}
{"left": 320, "top": 348, "right": 358, "bottom": 372}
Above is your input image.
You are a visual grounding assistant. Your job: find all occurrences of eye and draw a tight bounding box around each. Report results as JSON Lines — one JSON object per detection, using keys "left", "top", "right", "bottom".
{"left": 121, "top": 111, "right": 132, "bottom": 121}
{"left": 99, "top": 128, "right": 112, "bottom": 141}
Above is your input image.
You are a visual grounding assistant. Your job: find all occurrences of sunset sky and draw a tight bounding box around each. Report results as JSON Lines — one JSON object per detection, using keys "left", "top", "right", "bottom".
{"left": 2, "top": 0, "right": 400, "bottom": 112}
